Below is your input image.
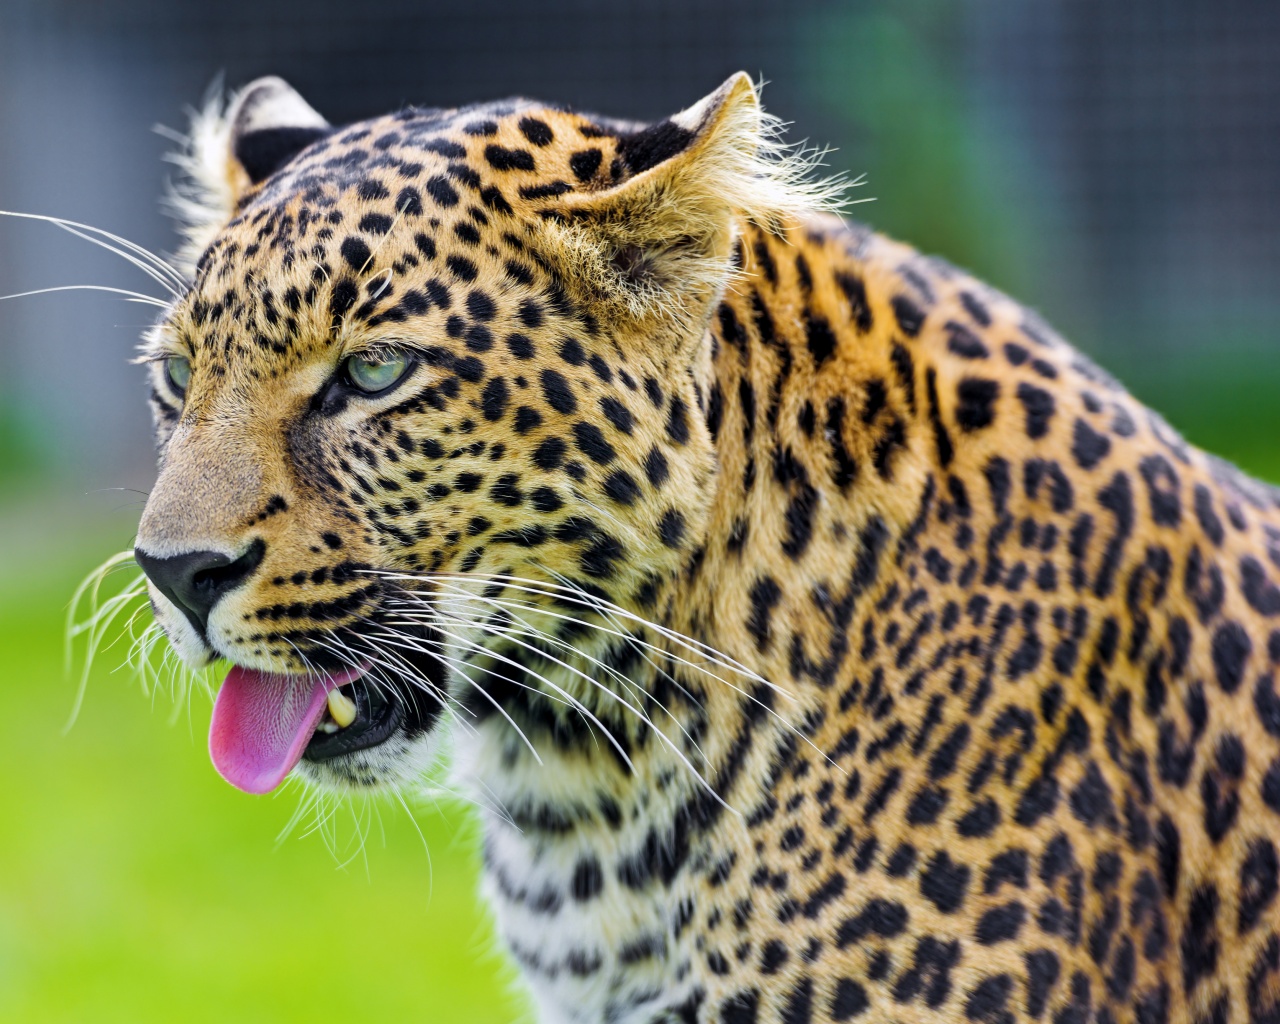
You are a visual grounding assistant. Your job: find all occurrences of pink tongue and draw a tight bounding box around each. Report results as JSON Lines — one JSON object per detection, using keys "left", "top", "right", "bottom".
{"left": 209, "top": 665, "right": 364, "bottom": 794}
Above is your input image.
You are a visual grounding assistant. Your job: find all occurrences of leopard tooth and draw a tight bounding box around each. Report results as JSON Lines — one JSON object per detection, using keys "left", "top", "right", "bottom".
{"left": 327, "top": 688, "right": 358, "bottom": 728}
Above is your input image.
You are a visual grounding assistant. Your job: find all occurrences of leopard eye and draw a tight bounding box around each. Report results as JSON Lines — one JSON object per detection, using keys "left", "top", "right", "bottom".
{"left": 345, "top": 351, "right": 412, "bottom": 394}
{"left": 166, "top": 356, "right": 191, "bottom": 396}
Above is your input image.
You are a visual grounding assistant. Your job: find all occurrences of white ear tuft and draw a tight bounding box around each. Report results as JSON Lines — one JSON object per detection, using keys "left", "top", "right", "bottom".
{"left": 666, "top": 71, "right": 848, "bottom": 232}
{"left": 545, "top": 73, "right": 848, "bottom": 331}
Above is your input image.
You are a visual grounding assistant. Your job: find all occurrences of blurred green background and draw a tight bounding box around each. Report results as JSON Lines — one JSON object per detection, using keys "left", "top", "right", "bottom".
{"left": 0, "top": 499, "right": 527, "bottom": 1022}
{"left": 1, "top": 0, "right": 1278, "bottom": 1021}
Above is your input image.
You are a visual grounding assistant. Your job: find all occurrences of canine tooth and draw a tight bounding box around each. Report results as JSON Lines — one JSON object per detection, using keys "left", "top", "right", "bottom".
{"left": 327, "top": 688, "right": 357, "bottom": 728}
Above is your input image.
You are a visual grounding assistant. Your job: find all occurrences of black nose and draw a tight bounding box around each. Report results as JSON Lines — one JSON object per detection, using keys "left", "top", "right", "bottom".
{"left": 134, "top": 539, "right": 266, "bottom": 637}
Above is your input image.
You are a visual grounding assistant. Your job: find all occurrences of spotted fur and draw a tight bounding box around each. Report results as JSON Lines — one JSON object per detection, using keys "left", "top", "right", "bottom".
{"left": 132, "top": 73, "right": 1280, "bottom": 1024}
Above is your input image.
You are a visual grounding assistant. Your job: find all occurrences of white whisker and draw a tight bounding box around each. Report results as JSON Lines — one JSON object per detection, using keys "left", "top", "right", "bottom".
{"left": 369, "top": 568, "right": 842, "bottom": 784}
{"left": 403, "top": 579, "right": 759, "bottom": 732}
{"left": 428, "top": 618, "right": 638, "bottom": 773}
{"left": 0, "top": 209, "right": 187, "bottom": 295}
{"left": 399, "top": 582, "right": 710, "bottom": 765}
{"left": 528, "top": 568, "right": 844, "bottom": 777}
{"left": 363, "top": 625, "right": 547, "bottom": 764}
{"left": 0, "top": 284, "right": 169, "bottom": 308}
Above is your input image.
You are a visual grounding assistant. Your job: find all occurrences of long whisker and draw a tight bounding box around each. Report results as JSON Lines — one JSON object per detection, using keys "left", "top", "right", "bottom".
{"left": 52, "top": 221, "right": 185, "bottom": 297}
{"left": 448, "top": 613, "right": 728, "bottom": 807}
{"left": 364, "top": 624, "right": 557, "bottom": 764}
{"left": 68, "top": 550, "right": 220, "bottom": 735}
{"left": 366, "top": 627, "right": 529, "bottom": 757}
{"left": 390, "top": 786, "right": 434, "bottom": 899}
{"left": 407, "top": 575, "right": 775, "bottom": 725}
{"left": 0, "top": 284, "right": 169, "bottom": 308}
{"left": 52, "top": 218, "right": 188, "bottom": 292}
{"left": 523, "top": 568, "right": 844, "bottom": 777}
{"left": 427, "top": 618, "right": 637, "bottom": 768}
{"left": 0, "top": 209, "right": 188, "bottom": 293}
{"left": 356, "top": 626, "right": 489, "bottom": 722}
{"left": 550, "top": 579, "right": 711, "bottom": 718}
{"left": 429, "top": 582, "right": 715, "bottom": 691}
{"left": 305, "top": 633, "right": 410, "bottom": 711}
{"left": 276, "top": 784, "right": 324, "bottom": 847}
{"left": 304, "top": 628, "right": 490, "bottom": 758}
{"left": 310, "top": 630, "right": 470, "bottom": 740}
{"left": 406, "top": 581, "right": 709, "bottom": 761}
{"left": 375, "top": 569, "right": 841, "bottom": 782}
{"left": 409, "top": 592, "right": 730, "bottom": 802}
{"left": 389, "top": 568, "right": 778, "bottom": 693}
{"left": 361, "top": 197, "right": 416, "bottom": 275}
{"left": 65, "top": 552, "right": 150, "bottom": 731}
{"left": 534, "top": 563, "right": 800, "bottom": 713}
{"left": 432, "top": 606, "right": 712, "bottom": 773}
{"left": 543, "top": 565, "right": 778, "bottom": 687}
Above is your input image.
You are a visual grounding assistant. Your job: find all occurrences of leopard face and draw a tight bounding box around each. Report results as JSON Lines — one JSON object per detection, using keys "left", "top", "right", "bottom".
{"left": 133, "top": 76, "right": 760, "bottom": 792}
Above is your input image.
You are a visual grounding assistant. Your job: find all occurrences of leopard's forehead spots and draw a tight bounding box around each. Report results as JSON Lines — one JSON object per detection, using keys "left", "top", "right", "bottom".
{"left": 169, "top": 101, "right": 689, "bottom": 391}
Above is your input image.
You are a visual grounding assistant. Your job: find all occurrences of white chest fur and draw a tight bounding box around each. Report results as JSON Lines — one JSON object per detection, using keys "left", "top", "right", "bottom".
{"left": 453, "top": 718, "right": 707, "bottom": 1024}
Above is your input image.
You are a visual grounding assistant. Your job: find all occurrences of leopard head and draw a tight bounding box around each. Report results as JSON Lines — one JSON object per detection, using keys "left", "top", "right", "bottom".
{"left": 132, "top": 73, "right": 814, "bottom": 794}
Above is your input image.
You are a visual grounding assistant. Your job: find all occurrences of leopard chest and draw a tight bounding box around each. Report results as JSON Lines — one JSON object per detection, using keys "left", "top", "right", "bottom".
{"left": 454, "top": 717, "right": 713, "bottom": 1024}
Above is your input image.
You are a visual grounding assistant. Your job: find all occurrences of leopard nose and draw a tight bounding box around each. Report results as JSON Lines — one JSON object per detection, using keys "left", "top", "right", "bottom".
{"left": 134, "top": 539, "right": 266, "bottom": 636}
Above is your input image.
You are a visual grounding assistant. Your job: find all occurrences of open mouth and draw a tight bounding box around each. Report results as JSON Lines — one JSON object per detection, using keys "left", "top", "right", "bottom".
{"left": 208, "top": 626, "right": 445, "bottom": 794}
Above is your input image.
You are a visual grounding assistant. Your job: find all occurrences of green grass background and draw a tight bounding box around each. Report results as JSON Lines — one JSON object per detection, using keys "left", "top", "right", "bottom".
{"left": 0, "top": 511, "right": 528, "bottom": 1023}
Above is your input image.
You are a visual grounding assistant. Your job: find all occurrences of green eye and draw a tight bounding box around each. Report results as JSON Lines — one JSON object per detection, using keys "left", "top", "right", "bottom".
{"left": 345, "top": 351, "right": 412, "bottom": 393}
{"left": 166, "top": 356, "right": 191, "bottom": 395}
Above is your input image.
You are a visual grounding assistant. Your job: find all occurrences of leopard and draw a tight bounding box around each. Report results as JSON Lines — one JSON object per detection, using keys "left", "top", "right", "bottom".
{"left": 122, "top": 73, "right": 1280, "bottom": 1024}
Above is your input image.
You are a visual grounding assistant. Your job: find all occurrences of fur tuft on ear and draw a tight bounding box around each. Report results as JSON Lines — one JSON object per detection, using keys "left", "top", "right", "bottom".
{"left": 162, "top": 77, "right": 329, "bottom": 279}
{"left": 659, "top": 72, "right": 848, "bottom": 233}
{"left": 546, "top": 73, "right": 848, "bottom": 331}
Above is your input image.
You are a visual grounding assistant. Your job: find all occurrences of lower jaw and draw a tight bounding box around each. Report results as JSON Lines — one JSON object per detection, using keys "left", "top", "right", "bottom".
{"left": 301, "top": 639, "right": 445, "bottom": 764}
{"left": 302, "top": 674, "right": 407, "bottom": 762}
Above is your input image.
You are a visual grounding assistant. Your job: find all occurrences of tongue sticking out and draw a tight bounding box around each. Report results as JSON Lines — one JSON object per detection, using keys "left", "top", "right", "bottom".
{"left": 209, "top": 664, "right": 367, "bottom": 794}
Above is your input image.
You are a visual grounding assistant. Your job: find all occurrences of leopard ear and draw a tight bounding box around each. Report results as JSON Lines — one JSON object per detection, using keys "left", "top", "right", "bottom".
{"left": 547, "top": 72, "right": 837, "bottom": 333}
{"left": 226, "top": 77, "right": 330, "bottom": 187}
{"left": 166, "top": 77, "right": 329, "bottom": 278}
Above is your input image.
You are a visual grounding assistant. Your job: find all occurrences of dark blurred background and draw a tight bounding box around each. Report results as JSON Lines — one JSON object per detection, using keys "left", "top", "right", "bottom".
{"left": 3, "top": 0, "right": 1279, "bottom": 494}
{"left": 0, "top": 1, "right": 1277, "bottom": 1020}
